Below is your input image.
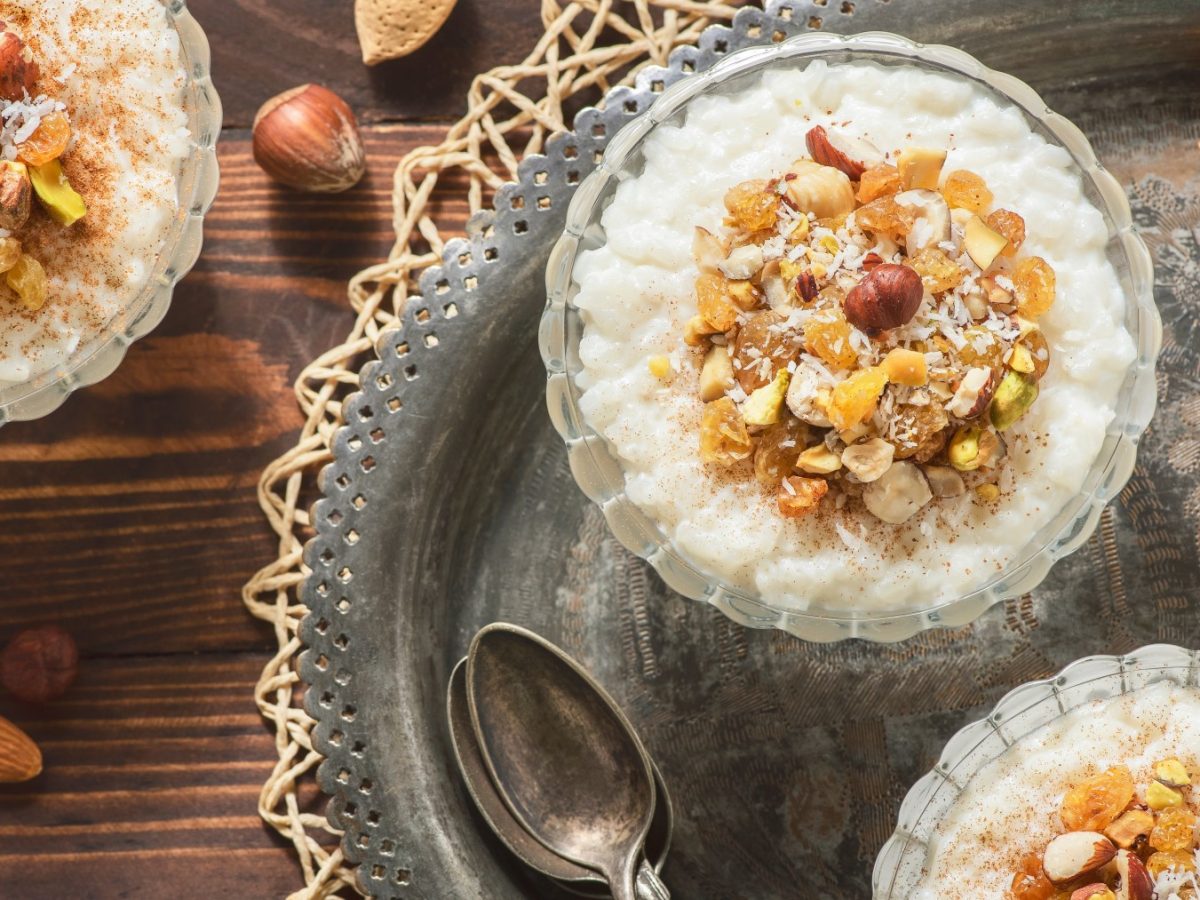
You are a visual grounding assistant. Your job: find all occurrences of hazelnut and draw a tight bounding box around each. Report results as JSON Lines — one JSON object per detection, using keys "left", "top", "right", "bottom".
{"left": 804, "top": 125, "right": 883, "bottom": 180}
{"left": 253, "top": 85, "right": 366, "bottom": 193}
{"left": 923, "top": 465, "right": 965, "bottom": 498}
{"left": 841, "top": 438, "right": 895, "bottom": 483}
{"left": 0, "top": 160, "right": 31, "bottom": 231}
{"left": 1042, "top": 832, "right": 1116, "bottom": 884}
{"left": 844, "top": 264, "right": 923, "bottom": 333}
{"left": 784, "top": 159, "right": 855, "bottom": 219}
{"left": 0, "top": 25, "right": 38, "bottom": 102}
{"left": 0, "top": 626, "right": 79, "bottom": 703}
{"left": 862, "top": 461, "right": 932, "bottom": 524}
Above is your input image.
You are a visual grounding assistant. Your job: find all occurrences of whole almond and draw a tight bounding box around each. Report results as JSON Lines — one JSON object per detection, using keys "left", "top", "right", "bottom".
{"left": 844, "top": 263, "right": 923, "bottom": 333}
{"left": 0, "top": 25, "right": 38, "bottom": 102}
{"left": 805, "top": 125, "right": 882, "bottom": 180}
{"left": 1042, "top": 831, "right": 1116, "bottom": 884}
{"left": 0, "top": 714, "right": 41, "bottom": 783}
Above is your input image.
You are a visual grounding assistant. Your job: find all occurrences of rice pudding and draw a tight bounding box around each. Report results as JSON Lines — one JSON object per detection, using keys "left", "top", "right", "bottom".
{"left": 913, "top": 682, "right": 1200, "bottom": 900}
{"left": 0, "top": 0, "right": 189, "bottom": 384}
{"left": 572, "top": 61, "right": 1135, "bottom": 613}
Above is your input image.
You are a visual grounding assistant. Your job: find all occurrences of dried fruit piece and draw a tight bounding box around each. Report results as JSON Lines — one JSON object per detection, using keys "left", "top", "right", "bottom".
{"left": 0, "top": 236, "right": 20, "bottom": 274}
{"left": 862, "top": 460, "right": 932, "bottom": 524}
{"left": 648, "top": 355, "right": 671, "bottom": 379}
{"left": 882, "top": 348, "right": 927, "bottom": 386}
{"left": 743, "top": 370, "right": 791, "bottom": 426}
{"left": 1042, "top": 831, "right": 1117, "bottom": 884}
{"left": 17, "top": 111, "right": 72, "bottom": 167}
{"left": 724, "top": 179, "right": 779, "bottom": 232}
{"left": 1013, "top": 256, "right": 1057, "bottom": 318}
{"left": 891, "top": 401, "right": 949, "bottom": 462}
{"left": 844, "top": 264, "right": 924, "bottom": 333}
{"left": 941, "top": 169, "right": 993, "bottom": 214}
{"left": 6, "top": 253, "right": 47, "bottom": 311}
{"left": 1147, "top": 849, "right": 1198, "bottom": 879}
{"left": 696, "top": 272, "right": 740, "bottom": 332}
{"left": 733, "top": 310, "right": 800, "bottom": 392}
{"left": 854, "top": 194, "right": 915, "bottom": 242}
{"left": 699, "top": 345, "right": 735, "bottom": 401}
{"left": 1011, "top": 851, "right": 1056, "bottom": 900}
{"left": 1105, "top": 809, "right": 1155, "bottom": 849}
{"left": 828, "top": 366, "right": 889, "bottom": 432}
{"left": 1146, "top": 780, "right": 1185, "bottom": 810}
{"left": 797, "top": 444, "right": 842, "bottom": 475}
{"left": 990, "top": 370, "right": 1039, "bottom": 431}
{"left": 1154, "top": 758, "right": 1192, "bottom": 789}
{"left": 896, "top": 147, "right": 947, "bottom": 191}
{"left": 754, "top": 417, "right": 807, "bottom": 485}
{"left": 856, "top": 163, "right": 901, "bottom": 204}
{"left": 963, "top": 214, "right": 1009, "bottom": 270}
{"left": 1150, "top": 805, "right": 1197, "bottom": 852}
{"left": 909, "top": 246, "right": 966, "bottom": 294}
{"left": 986, "top": 208, "right": 1026, "bottom": 256}
{"left": 784, "top": 159, "right": 855, "bottom": 219}
{"left": 803, "top": 307, "right": 858, "bottom": 370}
{"left": 699, "top": 397, "right": 753, "bottom": 466}
{"left": 1059, "top": 766, "right": 1136, "bottom": 832}
{"left": 776, "top": 475, "right": 828, "bottom": 518}
{"left": 959, "top": 325, "right": 1006, "bottom": 369}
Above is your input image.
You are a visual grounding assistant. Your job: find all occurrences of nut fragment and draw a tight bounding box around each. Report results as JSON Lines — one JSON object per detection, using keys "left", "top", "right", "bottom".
{"left": 797, "top": 444, "right": 842, "bottom": 475}
{"left": 1104, "top": 809, "right": 1155, "bottom": 849}
{"left": 1154, "top": 758, "right": 1191, "bottom": 789}
{"left": 882, "top": 348, "right": 927, "bottom": 387}
{"left": 923, "top": 465, "right": 965, "bottom": 498}
{"left": 0, "top": 714, "right": 41, "bottom": 783}
{"left": 29, "top": 159, "right": 86, "bottom": 226}
{"left": 1146, "top": 780, "right": 1184, "bottom": 810}
{"left": 946, "top": 366, "right": 996, "bottom": 419}
{"left": 862, "top": 461, "right": 932, "bottom": 524}
{"left": 894, "top": 189, "right": 950, "bottom": 254}
{"left": 1114, "top": 849, "right": 1154, "bottom": 900}
{"left": 684, "top": 315, "right": 717, "bottom": 347}
{"left": 1042, "top": 832, "right": 1117, "bottom": 884}
{"left": 742, "top": 370, "right": 790, "bottom": 426}
{"left": 253, "top": 84, "right": 367, "bottom": 193}
{"left": 0, "top": 160, "right": 30, "bottom": 231}
{"left": 0, "top": 26, "right": 39, "bottom": 102}
{"left": 804, "top": 125, "right": 883, "bottom": 180}
{"left": 718, "top": 243, "right": 765, "bottom": 280}
{"left": 692, "top": 225, "right": 726, "bottom": 272}
{"left": 843, "top": 264, "right": 923, "bottom": 333}
{"left": 841, "top": 438, "right": 895, "bottom": 482}
{"left": 1071, "top": 885, "right": 1116, "bottom": 900}
{"left": 699, "top": 345, "right": 735, "bottom": 401}
{"left": 963, "top": 214, "right": 1009, "bottom": 270}
{"left": 786, "top": 362, "right": 833, "bottom": 428}
{"left": 0, "top": 625, "right": 79, "bottom": 703}
{"left": 784, "top": 159, "right": 855, "bottom": 219}
{"left": 896, "top": 147, "right": 947, "bottom": 191}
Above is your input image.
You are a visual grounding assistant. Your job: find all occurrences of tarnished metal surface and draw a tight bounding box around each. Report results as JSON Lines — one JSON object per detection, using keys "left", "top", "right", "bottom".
{"left": 299, "top": 2, "right": 1200, "bottom": 897}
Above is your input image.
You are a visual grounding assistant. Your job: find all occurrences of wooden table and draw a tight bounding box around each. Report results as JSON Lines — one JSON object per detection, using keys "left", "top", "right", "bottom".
{"left": 0, "top": 1, "right": 541, "bottom": 895}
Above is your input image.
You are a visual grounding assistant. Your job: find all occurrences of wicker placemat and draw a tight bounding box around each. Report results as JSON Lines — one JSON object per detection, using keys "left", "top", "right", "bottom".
{"left": 241, "top": 2, "right": 742, "bottom": 895}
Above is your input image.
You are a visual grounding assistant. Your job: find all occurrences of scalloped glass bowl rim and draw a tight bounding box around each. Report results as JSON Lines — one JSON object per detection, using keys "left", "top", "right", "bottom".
{"left": 540, "top": 30, "right": 1160, "bottom": 643}
{"left": 872, "top": 643, "right": 1200, "bottom": 898}
{"left": 0, "top": 0, "right": 222, "bottom": 425}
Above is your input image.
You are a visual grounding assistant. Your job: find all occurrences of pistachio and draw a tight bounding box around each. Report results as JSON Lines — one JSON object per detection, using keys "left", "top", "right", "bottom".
{"left": 989, "top": 370, "right": 1039, "bottom": 431}
{"left": 1146, "top": 780, "right": 1184, "bottom": 810}
{"left": 742, "top": 370, "right": 790, "bottom": 426}
{"left": 862, "top": 461, "right": 932, "bottom": 524}
{"left": 1008, "top": 343, "right": 1037, "bottom": 374}
{"left": 841, "top": 438, "right": 895, "bottom": 483}
{"left": 29, "top": 159, "right": 86, "bottom": 226}
{"left": 948, "top": 426, "right": 982, "bottom": 471}
{"left": 797, "top": 444, "right": 842, "bottom": 475}
{"left": 1153, "top": 758, "right": 1191, "bottom": 789}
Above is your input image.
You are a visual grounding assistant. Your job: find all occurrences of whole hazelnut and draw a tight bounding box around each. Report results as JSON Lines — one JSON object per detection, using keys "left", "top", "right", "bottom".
{"left": 1, "top": 626, "right": 79, "bottom": 703}
{"left": 253, "top": 84, "right": 366, "bottom": 194}
{"left": 844, "top": 263, "right": 923, "bottom": 333}
{"left": 0, "top": 25, "right": 39, "bottom": 102}
{"left": 0, "top": 160, "right": 31, "bottom": 231}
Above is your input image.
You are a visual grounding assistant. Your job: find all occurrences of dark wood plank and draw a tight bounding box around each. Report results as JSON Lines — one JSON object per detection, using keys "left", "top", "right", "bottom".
{"left": 0, "top": 653, "right": 327, "bottom": 898}
{"left": 195, "top": 0, "right": 546, "bottom": 128}
{"left": 0, "top": 124, "right": 470, "bottom": 656}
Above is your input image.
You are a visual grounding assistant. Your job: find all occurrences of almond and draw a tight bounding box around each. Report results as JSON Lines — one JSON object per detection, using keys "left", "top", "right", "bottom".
{"left": 1042, "top": 832, "right": 1116, "bottom": 884}
{"left": 1114, "top": 849, "right": 1153, "bottom": 900}
{"left": 0, "top": 25, "right": 38, "bottom": 102}
{"left": 804, "top": 125, "right": 882, "bottom": 180}
{"left": 0, "top": 714, "right": 41, "bottom": 783}
{"left": 946, "top": 367, "right": 996, "bottom": 419}
{"left": 1072, "top": 885, "right": 1116, "bottom": 900}
{"left": 844, "top": 263, "right": 923, "bottom": 333}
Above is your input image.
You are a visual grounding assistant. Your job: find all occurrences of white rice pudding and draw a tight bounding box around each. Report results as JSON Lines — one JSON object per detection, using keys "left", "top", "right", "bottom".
{"left": 913, "top": 682, "right": 1200, "bottom": 899}
{"left": 572, "top": 61, "right": 1135, "bottom": 613}
{"left": 0, "top": 0, "right": 190, "bottom": 384}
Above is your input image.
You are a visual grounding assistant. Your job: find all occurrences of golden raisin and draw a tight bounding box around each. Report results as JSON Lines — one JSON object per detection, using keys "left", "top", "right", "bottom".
{"left": 1021, "top": 328, "right": 1051, "bottom": 380}
{"left": 699, "top": 397, "right": 753, "bottom": 467}
{"left": 891, "top": 401, "right": 949, "bottom": 462}
{"left": 1010, "top": 851, "right": 1055, "bottom": 900}
{"left": 958, "top": 325, "right": 1006, "bottom": 369}
{"left": 754, "top": 417, "right": 809, "bottom": 485}
{"left": 1059, "top": 766, "right": 1136, "bottom": 832}
{"left": 941, "top": 169, "right": 993, "bottom": 214}
{"left": 1148, "top": 849, "right": 1198, "bottom": 879}
{"left": 802, "top": 307, "right": 858, "bottom": 370}
{"left": 856, "top": 163, "right": 900, "bottom": 204}
{"left": 1151, "top": 806, "right": 1198, "bottom": 852}
{"left": 909, "top": 247, "right": 967, "bottom": 294}
{"left": 828, "top": 366, "right": 888, "bottom": 432}
{"left": 1013, "top": 256, "right": 1057, "bottom": 319}
{"left": 0, "top": 236, "right": 21, "bottom": 273}
{"left": 776, "top": 475, "right": 828, "bottom": 518}
{"left": 986, "top": 208, "right": 1026, "bottom": 257}
{"left": 6, "top": 253, "right": 47, "bottom": 311}
{"left": 733, "top": 310, "right": 801, "bottom": 392}
{"left": 696, "top": 272, "right": 740, "bottom": 332}
{"left": 853, "top": 195, "right": 914, "bottom": 242}
{"left": 17, "top": 111, "right": 72, "bottom": 167}
{"left": 723, "top": 179, "right": 779, "bottom": 232}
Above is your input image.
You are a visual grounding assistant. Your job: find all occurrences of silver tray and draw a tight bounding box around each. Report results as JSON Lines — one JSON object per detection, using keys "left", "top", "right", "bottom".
{"left": 299, "top": 2, "right": 1200, "bottom": 897}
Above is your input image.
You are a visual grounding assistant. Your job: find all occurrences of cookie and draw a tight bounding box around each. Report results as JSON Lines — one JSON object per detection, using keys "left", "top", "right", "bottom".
{"left": 354, "top": 0, "right": 458, "bottom": 65}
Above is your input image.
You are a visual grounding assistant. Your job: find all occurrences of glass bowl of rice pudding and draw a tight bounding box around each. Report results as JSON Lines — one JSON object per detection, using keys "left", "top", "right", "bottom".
{"left": 874, "top": 644, "right": 1200, "bottom": 900}
{"left": 540, "top": 32, "right": 1159, "bottom": 642}
{"left": 0, "top": 0, "right": 220, "bottom": 424}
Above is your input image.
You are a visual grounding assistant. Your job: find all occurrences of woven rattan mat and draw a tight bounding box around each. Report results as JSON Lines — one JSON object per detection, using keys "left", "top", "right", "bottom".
{"left": 241, "top": 2, "right": 742, "bottom": 895}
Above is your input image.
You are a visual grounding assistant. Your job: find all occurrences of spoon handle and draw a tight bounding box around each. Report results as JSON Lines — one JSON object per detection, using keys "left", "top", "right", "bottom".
{"left": 635, "top": 859, "right": 670, "bottom": 900}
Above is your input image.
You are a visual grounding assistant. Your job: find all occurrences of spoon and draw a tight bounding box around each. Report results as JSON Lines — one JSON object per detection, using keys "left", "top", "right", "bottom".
{"left": 466, "top": 623, "right": 665, "bottom": 900}
{"left": 447, "top": 659, "right": 671, "bottom": 898}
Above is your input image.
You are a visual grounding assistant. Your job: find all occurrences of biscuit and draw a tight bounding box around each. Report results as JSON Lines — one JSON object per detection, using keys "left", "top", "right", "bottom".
{"left": 355, "top": 0, "right": 458, "bottom": 65}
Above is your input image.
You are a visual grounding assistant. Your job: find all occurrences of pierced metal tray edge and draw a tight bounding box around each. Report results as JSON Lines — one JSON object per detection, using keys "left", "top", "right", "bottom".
{"left": 296, "top": 3, "right": 825, "bottom": 895}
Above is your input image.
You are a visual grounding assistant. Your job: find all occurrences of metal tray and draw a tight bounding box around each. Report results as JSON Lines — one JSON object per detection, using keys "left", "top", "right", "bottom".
{"left": 298, "top": 2, "right": 1200, "bottom": 897}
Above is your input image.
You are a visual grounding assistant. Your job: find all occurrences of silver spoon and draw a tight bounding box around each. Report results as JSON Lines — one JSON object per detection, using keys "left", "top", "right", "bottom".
{"left": 466, "top": 623, "right": 667, "bottom": 900}
{"left": 447, "top": 659, "right": 671, "bottom": 898}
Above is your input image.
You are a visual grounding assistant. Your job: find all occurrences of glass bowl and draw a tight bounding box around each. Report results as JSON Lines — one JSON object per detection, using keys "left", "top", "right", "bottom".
{"left": 539, "top": 31, "right": 1160, "bottom": 643}
{"left": 0, "top": 0, "right": 222, "bottom": 425}
{"left": 872, "top": 643, "right": 1200, "bottom": 897}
